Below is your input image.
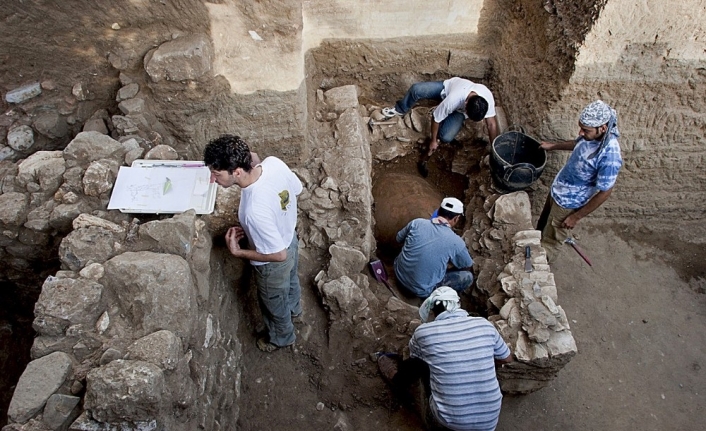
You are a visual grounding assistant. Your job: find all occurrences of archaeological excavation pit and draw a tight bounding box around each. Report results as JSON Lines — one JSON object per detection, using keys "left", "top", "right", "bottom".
{"left": 1, "top": 1, "right": 705, "bottom": 431}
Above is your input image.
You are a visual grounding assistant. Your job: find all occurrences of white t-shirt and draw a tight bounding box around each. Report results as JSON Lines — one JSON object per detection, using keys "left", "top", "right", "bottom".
{"left": 238, "top": 157, "right": 303, "bottom": 266}
{"left": 433, "top": 77, "right": 496, "bottom": 123}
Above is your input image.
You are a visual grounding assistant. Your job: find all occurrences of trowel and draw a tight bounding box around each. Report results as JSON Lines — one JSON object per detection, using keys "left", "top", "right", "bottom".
{"left": 369, "top": 259, "right": 399, "bottom": 298}
{"left": 524, "top": 245, "right": 533, "bottom": 272}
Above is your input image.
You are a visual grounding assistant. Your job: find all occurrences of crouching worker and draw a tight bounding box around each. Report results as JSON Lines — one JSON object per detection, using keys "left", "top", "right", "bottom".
{"left": 394, "top": 197, "right": 474, "bottom": 299}
{"left": 378, "top": 287, "right": 513, "bottom": 431}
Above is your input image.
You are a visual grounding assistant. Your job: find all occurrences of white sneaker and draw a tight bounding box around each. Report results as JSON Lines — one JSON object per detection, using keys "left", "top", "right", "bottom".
{"left": 382, "top": 107, "right": 403, "bottom": 118}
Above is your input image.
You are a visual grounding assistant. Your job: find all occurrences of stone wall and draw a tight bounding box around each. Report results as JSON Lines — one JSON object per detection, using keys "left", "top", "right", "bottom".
{"left": 463, "top": 186, "right": 577, "bottom": 394}
{"left": 1, "top": 93, "right": 243, "bottom": 430}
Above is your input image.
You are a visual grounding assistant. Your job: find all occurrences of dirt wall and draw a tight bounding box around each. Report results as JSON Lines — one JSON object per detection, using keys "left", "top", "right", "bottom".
{"left": 545, "top": 0, "right": 706, "bottom": 222}
{"left": 489, "top": 0, "right": 706, "bottom": 223}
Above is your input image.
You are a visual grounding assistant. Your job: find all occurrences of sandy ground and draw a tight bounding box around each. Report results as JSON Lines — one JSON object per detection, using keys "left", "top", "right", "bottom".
{"left": 233, "top": 218, "right": 706, "bottom": 430}
{"left": 497, "top": 222, "right": 706, "bottom": 431}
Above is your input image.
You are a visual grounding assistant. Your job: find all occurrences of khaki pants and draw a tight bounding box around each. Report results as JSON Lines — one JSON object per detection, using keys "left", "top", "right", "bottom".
{"left": 537, "top": 195, "right": 576, "bottom": 264}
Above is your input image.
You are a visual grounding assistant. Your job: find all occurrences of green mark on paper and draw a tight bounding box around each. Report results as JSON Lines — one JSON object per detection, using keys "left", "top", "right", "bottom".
{"left": 163, "top": 177, "right": 172, "bottom": 195}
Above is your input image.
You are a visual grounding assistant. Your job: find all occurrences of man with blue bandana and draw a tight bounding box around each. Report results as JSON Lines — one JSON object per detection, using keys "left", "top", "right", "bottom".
{"left": 536, "top": 100, "right": 623, "bottom": 263}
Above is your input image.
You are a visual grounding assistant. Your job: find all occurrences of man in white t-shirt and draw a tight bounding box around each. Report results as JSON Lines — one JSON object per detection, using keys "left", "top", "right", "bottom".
{"left": 383, "top": 77, "right": 500, "bottom": 169}
{"left": 204, "top": 135, "right": 303, "bottom": 353}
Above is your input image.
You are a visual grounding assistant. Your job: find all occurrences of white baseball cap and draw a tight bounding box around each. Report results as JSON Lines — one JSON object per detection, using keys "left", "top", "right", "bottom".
{"left": 440, "top": 197, "right": 464, "bottom": 215}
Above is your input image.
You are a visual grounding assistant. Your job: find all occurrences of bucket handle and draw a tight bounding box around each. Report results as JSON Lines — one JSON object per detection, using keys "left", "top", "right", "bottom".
{"left": 506, "top": 124, "right": 542, "bottom": 149}
{"left": 507, "top": 124, "right": 526, "bottom": 134}
{"left": 503, "top": 162, "right": 539, "bottom": 183}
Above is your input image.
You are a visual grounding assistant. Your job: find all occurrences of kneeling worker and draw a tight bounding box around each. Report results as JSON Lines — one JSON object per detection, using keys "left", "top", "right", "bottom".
{"left": 394, "top": 197, "right": 474, "bottom": 299}
{"left": 378, "top": 287, "right": 513, "bottom": 431}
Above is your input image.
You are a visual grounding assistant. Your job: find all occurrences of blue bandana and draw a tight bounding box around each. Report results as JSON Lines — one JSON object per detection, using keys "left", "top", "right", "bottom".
{"left": 580, "top": 100, "right": 612, "bottom": 127}
{"left": 579, "top": 100, "right": 619, "bottom": 159}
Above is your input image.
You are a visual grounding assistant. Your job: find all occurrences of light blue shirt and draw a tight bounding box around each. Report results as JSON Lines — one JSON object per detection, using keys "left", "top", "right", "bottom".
{"left": 393, "top": 218, "right": 473, "bottom": 297}
{"left": 409, "top": 311, "right": 511, "bottom": 431}
{"left": 551, "top": 135, "right": 622, "bottom": 209}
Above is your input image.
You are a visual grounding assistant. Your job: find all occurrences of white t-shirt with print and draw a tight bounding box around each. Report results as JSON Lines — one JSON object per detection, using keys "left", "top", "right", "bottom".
{"left": 238, "top": 156, "right": 303, "bottom": 266}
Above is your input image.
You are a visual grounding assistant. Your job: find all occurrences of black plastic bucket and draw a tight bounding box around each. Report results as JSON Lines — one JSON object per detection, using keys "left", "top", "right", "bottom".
{"left": 490, "top": 129, "right": 546, "bottom": 192}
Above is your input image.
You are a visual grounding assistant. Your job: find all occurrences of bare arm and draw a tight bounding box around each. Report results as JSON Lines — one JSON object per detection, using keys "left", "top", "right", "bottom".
{"left": 225, "top": 226, "right": 287, "bottom": 262}
{"left": 485, "top": 116, "right": 499, "bottom": 143}
{"left": 495, "top": 352, "right": 514, "bottom": 366}
{"left": 540, "top": 140, "right": 576, "bottom": 151}
{"left": 563, "top": 188, "right": 613, "bottom": 229}
{"left": 429, "top": 121, "right": 441, "bottom": 155}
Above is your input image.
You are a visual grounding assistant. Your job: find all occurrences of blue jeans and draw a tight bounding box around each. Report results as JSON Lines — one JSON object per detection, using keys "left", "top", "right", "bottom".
{"left": 435, "top": 269, "right": 473, "bottom": 294}
{"left": 394, "top": 81, "right": 466, "bottom": 143}
{"left": 252, "top": 235, "right": 302, "bottom": 347}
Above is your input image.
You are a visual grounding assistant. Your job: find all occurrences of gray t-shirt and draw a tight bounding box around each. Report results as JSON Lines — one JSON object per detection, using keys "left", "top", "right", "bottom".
{"left": 393, "top": 218, "right": 473, "bottom": 297}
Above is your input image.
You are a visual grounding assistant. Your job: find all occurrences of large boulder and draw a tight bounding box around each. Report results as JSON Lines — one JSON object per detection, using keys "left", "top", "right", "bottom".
{"left": 125, "top": 330, "right": 182, "bottom": 371}
{"left": 33, "top": 276, "right": 104, "bottom": 336}
{"left": 0, "top": 192, "right": 29, "bottom": 225}
{"left": 144, "top": 34, "right": 213, "bottom": 82}
{"left": 491, "top": 191, "right": 533, "bottom": 228}
{"left": 138, "top": 210, "right": 196, "bottom": 258}
{"left": 63, "top": 132, "right": 127, "bottom": 168}
{"left": 101, "top": 252, "right": 197, "bottom": 340}
{"left": 324, "top": 85, "right": 359, "bottom": 113}
{"left": 42, "top": 394, "right": 81, "bottom": 431}
{"left": 16, "top": 151, "right": 66, "bottom": 196}
{"left": 7, "top": 125, "right": 35, "bottom": 152}
{"left": 7, "top": 352, "right": 72, "bottom": 423}
{"left": 327, "top": 243, "right": 367, "bottom": 280}
{"left": 82, "top": 159, "right": 119, "bottom": 197}
{"left": 58, "top": 226, "right": 120, "bottom": 271}
{"left": 84, "top": 360, "right": 164, "bottom": 423}
{"left": 319, "top": 276, "right": 368, "bottom": 322}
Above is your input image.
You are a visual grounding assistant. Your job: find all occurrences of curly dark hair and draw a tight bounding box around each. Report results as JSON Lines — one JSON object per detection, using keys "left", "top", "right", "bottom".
{"left": 203, "top": 134, "right": 252, "bottom": 173}
{"left": 466, "top": 95, "right": 489, "bottom": 122}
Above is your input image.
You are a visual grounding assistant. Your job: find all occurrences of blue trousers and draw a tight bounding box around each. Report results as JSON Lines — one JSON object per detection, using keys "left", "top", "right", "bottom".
{"left": 394, "top": 81, "right": 466, "bottom": 142}
{"left": 253, "top": 235, "right": 302, "bottom": 347}
{"left": 435, "top": 269, "right": 474, "bottom": 295}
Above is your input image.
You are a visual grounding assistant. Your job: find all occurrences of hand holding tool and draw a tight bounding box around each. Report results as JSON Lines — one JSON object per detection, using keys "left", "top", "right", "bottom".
{"left": 564, "top": 237, "right": 593, "bottom": 266}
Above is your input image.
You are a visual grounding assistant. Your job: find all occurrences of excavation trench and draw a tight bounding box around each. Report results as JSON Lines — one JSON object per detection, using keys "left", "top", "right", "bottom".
{"left": 1, "top": 39, "right": 574, "bottom": 431}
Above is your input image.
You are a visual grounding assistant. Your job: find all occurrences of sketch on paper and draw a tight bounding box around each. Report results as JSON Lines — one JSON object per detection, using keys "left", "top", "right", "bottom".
{"left": 108, "top": 166, "right": 212, "bottom": 213}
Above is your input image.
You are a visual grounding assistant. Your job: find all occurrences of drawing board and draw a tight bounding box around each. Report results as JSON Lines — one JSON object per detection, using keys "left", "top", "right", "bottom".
{"left": 107, "top": 160, "right": 216, "bottom": 214}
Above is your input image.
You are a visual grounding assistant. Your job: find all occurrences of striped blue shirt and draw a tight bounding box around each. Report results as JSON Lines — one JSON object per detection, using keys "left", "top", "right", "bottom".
{"left": 409, "top": 311, "right": 511, "bottom": 431}
{"left": 551, "top": 135, "right": 622, "bottom": 209}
